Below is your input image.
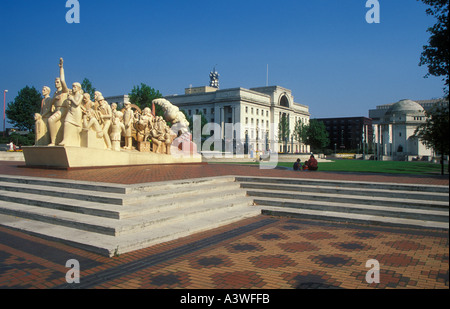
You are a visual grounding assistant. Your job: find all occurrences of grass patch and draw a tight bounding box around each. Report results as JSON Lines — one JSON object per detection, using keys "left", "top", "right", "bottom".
{"left": 277, "top": 160, "right": 447, "bottom": 175}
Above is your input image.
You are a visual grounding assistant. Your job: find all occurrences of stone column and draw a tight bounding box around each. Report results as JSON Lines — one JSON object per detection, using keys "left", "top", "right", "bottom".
{"left": 220, "top": 107, "right": 224, "bottom": 139}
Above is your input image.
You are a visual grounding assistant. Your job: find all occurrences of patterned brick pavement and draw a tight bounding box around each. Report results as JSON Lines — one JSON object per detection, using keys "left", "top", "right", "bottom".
{"left": 1, "top": 161, "right": 448, "bottom": 186}
{"left": 0, "top": 161, "right": 448, "bottom": 293}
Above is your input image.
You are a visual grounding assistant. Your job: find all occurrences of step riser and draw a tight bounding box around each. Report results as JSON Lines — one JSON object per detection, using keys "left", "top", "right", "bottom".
{"left": 0, "top": 206, "right": 116, "bottom": 236}
{"left": 0, "top": 176, "right": 126, "bottom": 194}
{"left": 126, "top": 177, "right": 237, "bottom": 194}
{"left": 0, "top": 184, "right": 124, "bottom": 205}
{"left": 254, "top": 200, "right": 449, "bottom": 223}
{"left": 0, "top": 195, "right": 252, "bottom": 237}
{"left": 124, "top": 190, "right": 247, "bottom": 218}
{"left": 0, "top": 181, "right": 243, "bottom": 208}
{"left": 122, "top": 183, "right": 242, "bottom": 205}
{"left": 235, "top": 177, "right": 449, "bottom": 194}
{"left": 0, "top": 186, "right": 247, "bottom": 221}
{"left": 0, "top": 195, "right": 120, "bottom": 219}
{"left": 260, "top": 209, "right": 448, "bottom": 230}
{"left": 116, "top": 200, "right": 252, "bottom": 236}
{"left": 240, "top": 183, "right": 449, "bottom": 202}
{"left": 247, "top": 191, "right": 447, "bottom": 210}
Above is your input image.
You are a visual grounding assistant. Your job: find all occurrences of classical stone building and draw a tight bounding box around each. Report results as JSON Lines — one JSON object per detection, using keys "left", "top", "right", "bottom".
{"left": 369, "top": 98, "right": 448, "bottom": 123}
{"left": 369, "top": 99, "right": 446, "bottom": 161}
{"left": 165, "top": 85, "right": 311, "bottom": 154}
{"left": 104, "top": 95, "right": 130, "bottom": 109}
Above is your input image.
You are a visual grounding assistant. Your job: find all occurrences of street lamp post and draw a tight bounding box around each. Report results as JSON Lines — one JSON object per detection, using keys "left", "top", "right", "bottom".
{"left": 3, "top": 90, "right": 7, "bottom": 137}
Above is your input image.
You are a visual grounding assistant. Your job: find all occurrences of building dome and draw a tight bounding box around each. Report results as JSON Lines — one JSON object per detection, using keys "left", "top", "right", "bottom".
{"left": 386, "top": 99, "right": 425, "bottom": 115}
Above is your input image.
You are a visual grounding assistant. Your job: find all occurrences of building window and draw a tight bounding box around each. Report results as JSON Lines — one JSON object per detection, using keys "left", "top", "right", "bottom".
{"left": 211, "top": 108, "right": 214, "bottom": 114}
{"left": 266, "top": 111, "right": 269, "bottom": 117}
{"left": 251, "top": 108, "right": 254, "bottom": 114}
{"left": 280, "top": 95, "right": 289, "bottom": 107}
{"left": 245, "top": 117, "right": 248, "bottom": 124}
{"left": 245, "top": 106, "right": 248, "bottom": 113}
{"left": 188, "top": 110, "right": 192, "bottom": 116}
{"left": 203, "top": 109, "right": 207, "bottom": 115}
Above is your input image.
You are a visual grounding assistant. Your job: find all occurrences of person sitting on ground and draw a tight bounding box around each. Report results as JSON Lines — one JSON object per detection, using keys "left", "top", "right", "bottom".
{"left": 293, "top": 158, "right": 302, "bottom": 171}
{"left": 307, "top": 154, "right": 318, "bottom": 171}
{"left": 303, "top": 160, "right": 309, "bottom": 170}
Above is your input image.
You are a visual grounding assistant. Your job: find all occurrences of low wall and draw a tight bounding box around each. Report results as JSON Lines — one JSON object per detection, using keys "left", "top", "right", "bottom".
{"left": 0, "top": 151, "right": 25, "bottom": 161}
{"left": 22, "top": 146, "right": 201, "bottom": 168}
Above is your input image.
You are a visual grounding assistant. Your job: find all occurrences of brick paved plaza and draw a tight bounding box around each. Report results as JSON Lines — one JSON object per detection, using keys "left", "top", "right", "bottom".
{"left": 0, "top": 161, "right": 448, "bottom": 293}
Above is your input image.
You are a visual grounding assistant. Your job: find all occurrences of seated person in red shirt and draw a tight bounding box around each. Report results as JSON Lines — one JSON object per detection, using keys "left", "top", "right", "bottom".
{"left": 303, "top": 160, "right": 309, "bottom": 170}
{"left": 307, "top": 154, "right": 318, "bottom": 171}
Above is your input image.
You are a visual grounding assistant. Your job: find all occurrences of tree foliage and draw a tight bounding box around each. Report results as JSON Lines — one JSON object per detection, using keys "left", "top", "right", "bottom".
{"left": 303, "top": 119, "right": 330, "bottom": 152}
{"left": 5, "top": 86, "right": 42, "bottom": 131}
{"left": 414, "top": 104, "right": 449, "bottom": 174}
{"left": 128, "top": 83, "right": 163, "bottom": 115}
{"left": 81, "top": 78, "right": 96, "bottom": 101}
{"left": 293, "top": 120, "right": 308, "bottom": 144}
{"left": 418, "top": 0, "right": 449, "bottom": 97}
{"left": 278, "top": 114, "right": 290, "bottom": 152}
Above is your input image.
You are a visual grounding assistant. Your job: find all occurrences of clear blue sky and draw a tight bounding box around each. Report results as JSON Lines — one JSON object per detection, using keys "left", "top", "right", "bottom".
{"left": 0, "top": 0, "right": 446, "bottom": 128}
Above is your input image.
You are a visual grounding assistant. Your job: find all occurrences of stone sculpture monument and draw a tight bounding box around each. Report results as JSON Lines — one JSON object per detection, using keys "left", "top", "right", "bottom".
{"left": 24, "top": 58, "right": 200, "bottom": 168}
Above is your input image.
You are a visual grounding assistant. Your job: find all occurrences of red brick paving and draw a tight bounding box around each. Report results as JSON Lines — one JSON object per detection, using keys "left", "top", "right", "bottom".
{"left": 0, "top": 160, "right": 448, "bottom": 293}
{"left": 1, "top": 161, "right": 448, "bottom": 185}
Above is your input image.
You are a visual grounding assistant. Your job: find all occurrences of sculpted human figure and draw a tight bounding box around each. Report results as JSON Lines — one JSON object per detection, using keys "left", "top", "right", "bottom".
{"left": 97, "top": 94, "right": 112, "bottom": 149}
{"left": 82, "top": 93, "right": 103, "bottom": 138}
{"left": 136, "top": 107, "right": 153, "bottom": 142}
{"left": 34, "top": 86, "right": 54, "bottom": 145}
{"left": 110, "top": 111, "right": 125, "bottom": 152}
{"left": 122, "top": 102, "right": 134, "bottom": 149}
{"left": 59, "top": 82, "right": 84, "bottom": 146}
{"left": 81, "top": 93, "right": 93, "bottom": 112}
{"left": 151, "top": 116, "right": 174, "bottom": 154}
{"left": 111, "top": 103, "right": 117, "bottom": 116}
{"left": 40, "top": 86, "right": 54, "bottom": 118}
{"left": 48, "top": 58, "right": 69, "bottom": 146}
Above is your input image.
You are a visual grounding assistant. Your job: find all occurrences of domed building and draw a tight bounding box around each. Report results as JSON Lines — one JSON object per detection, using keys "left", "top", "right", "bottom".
{"left": 375, "top": 99, "right": 432, "bottom": 161}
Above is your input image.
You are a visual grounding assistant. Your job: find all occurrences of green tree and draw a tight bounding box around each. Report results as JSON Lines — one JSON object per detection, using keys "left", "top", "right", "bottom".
{"left": 128, "top": 83, "right": 163, "bottom": 114}
{"left": 278, "top": 114, "right": 290, "bottom": 152}
{"left": 304, "top": 119, "right": 330, "bottom": 152}
{"left": 5, "top": 86, "right": 42, "bottom": 131}
{"left": 414, "top": 104, "right": 449, "bottom": 175}
{"left": 418, "top": 0, "right": 449, "bottom": 97}
{"left": 293, "top": 119, "right": 308, "bottom": 145}
{"left": 81, "top": 78, "right": 96, "bottom": 101}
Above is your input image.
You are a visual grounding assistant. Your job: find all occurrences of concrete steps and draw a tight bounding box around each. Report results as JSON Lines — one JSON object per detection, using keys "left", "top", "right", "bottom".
{"left": 236, "top": 176, "right": 449, "bottom": 230}
{"left": 0, "top": 175, "right": 258, "bottom": 256}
